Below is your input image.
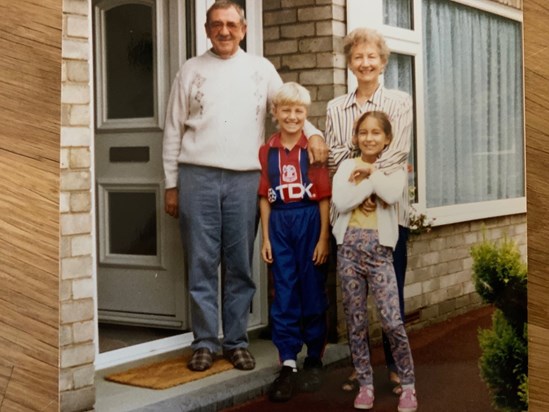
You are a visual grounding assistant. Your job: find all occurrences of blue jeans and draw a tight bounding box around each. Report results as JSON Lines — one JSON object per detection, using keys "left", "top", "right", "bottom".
{"left": 178, "top": 165, "right": 259, "bottom": 352}
{"left": 383, "top": 225, "right": 409, "bottom": 372}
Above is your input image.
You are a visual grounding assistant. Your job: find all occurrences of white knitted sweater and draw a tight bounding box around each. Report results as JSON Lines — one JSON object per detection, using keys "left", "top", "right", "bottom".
{"left": 162, "top": 48, "right": 320, "bottom": 189}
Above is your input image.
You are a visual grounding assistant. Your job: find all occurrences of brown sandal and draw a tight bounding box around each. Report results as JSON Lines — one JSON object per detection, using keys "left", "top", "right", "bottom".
{"left": 389, "top": 370, "right": 402, "bottom": 395}
{"left": 341, "top": 374, "right": 359, "bottom": 392}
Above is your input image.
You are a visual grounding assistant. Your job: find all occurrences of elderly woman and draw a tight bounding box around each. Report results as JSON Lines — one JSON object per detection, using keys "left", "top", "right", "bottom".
{"left": 325, "top": 28, "right": 416, "bottom": 411}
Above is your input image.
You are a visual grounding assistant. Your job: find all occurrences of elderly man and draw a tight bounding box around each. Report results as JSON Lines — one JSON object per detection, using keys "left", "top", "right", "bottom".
{"left": 163, "top": 0, "right": 328, "bottom": 372}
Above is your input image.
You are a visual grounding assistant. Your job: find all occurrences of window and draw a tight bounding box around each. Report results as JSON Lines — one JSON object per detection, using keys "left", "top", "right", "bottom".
{"left": 423, "top": 0, "right": 524, "bottom": 208}
{"left": 94, "top": 0, "right": 170, "bottom": 130}
{"left": 347, "top": 0, "right": 525, "bottom": 224}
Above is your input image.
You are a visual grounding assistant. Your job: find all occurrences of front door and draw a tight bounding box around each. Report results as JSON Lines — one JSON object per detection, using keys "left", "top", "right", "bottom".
{"left": 94, "top": 0, "right": 188, "bottom": 329}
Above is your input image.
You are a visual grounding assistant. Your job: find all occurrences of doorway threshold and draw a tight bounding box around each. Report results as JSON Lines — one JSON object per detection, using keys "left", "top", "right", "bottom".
{"left": 96, "top": 331, "right": 195, "bottom": 370}
{"left": 94, "top": 340, "right": 350, "bottom": 412}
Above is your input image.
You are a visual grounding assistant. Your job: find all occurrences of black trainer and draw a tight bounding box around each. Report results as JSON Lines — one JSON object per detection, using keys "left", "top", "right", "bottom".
{"left": 269, "top": 365, "right": 297, "bottom": 402}
{"left": 298, "top": 357, "right": 323, "bottom": 392}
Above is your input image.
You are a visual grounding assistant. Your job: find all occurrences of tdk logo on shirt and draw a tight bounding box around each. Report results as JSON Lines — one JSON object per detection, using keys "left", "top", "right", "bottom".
{"left": 268, "top": 183, "right": 314, "bottom": 203}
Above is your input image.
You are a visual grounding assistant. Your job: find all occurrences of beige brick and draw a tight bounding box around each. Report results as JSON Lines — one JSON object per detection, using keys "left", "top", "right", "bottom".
{"left": 61, "top": 126, "right": 91, "bottom": 146}
{"left": 60, "top": 212, "right": 92, "bottom": 235}
{"left": 447, "top": 258, "right": 465, "bottom": 274}
{"left": 307, "top": 101, "right": 327, "bottom": 117}
{"left": 60, "top": 279, "right": 72, "bottom": 301}
{"left": 59, "top": 369, "right": 73, "bottom": 392}
{"left": 73, "top": 364, "right": 95, "bottom": 389}
{"left": 61, "top": 255, "right": 93, "bottom": 279}
{"left": 420, "top": 304, "right": 439, "bottom": 321}
{"left": 317, "top": 84, "right": 338, "bottom": 100}
{"left": 69, "top": 148, "right": 91, "bottom": 169}
{"left": 66, "top": 60, "right": 89, "bottom": 82}
{"left": 445, "top": 284, "right": 463, "bottom": 300}
{"left": 424, "top": 289, "right": 446, "bottom": 306}
{"left": 422, "top": 278, "right": 440, "bottom": 293}
{"left": 281, "top": 54, "right": 317, "bottom": 70}
{"left": 60, "top": 147, "right": 70, "bottom": 169}
{"left": 404, "top": 282, "right": 422, "bottom": 298}
{"left": 62, "top": 39, "right": 89, "bottom": 60}
{"left": 61, "top": 343, "right": 95, "bottom": 368}
{"left": 61, "top": 61, "right": 68, "bottom": 82}
{"left": 264, "top": 9, "right": 297, "bottom": 26}
{"left": 281, "top": 22, "right": 315, "bottom": 38}
{"left": 333, "top": 4, "right": 345, "bottom": 21}
{"left": 281, "top": 0, "right": 314, "bottom": 6}
{"left": 265, "top": 39, "right": 298, "bottom": 55}
{"left": 69, "top": 104, "right": 90, "bottom": 126}
{"left": 64, "top": 0, "right": 89, "bottom": 16}
{"left": 60, "top": 386, "right": 95, "bottom": 412}
{"left": 419, "top": 251, "right": 439, "bottom": 267}
{"left": 61, "top": 103, "right": 71, "bottom": 126}
{"left": 299, "top": 37, "right": 333, "bottom": 53}
{"left": 60, "top": 325, "right": 73, "bottom": 347}
{"left": 70, "top": 191, "right": 91, "bottom": 213}
{"left": 263, "top": 26, "right": 280, "bottom": 41}
{"left": 300, "top": 69, "right": 335, "bottom": 85}
{"left": 280, "top": 72, "right": 299, "bottom": 83}
{"left": 316, "top": 52, "right": 346, "bottom": 69}
{"left": 264, "top": 0, "right": 281, "bottom": 11}
{"left": 60, "top": 191, "right": 71, "bottom": 213}
{"left": 71, "top": 234, "right": 92, "bottom": 256}
{"left": 316, "top": 20, "right": 346, "bottom": 37}
{"left": 60, "top": 170, "right": 90, "bottom": 191}
{"left": 61, "top": 299, "right": 94, "bottom": 324}
{"left": 298, "top": 6, "right": 332, "bottom": 21}
{"left": 62, "top": 83, "right": 90, "bottom": 104}
{"left": 60, "top": 237, "right": 72, "bottom": 259}
{"left": 317, "top": 0, "right": 345, "bottom": 5}
{"left": 72, "top": 278, "right": 95, "bottom": 300}
{"left": 66, "top": 15, "right": 89, "bottom": 39}
{"left": 73, "top": 320, "right": 95, "bottom": 343}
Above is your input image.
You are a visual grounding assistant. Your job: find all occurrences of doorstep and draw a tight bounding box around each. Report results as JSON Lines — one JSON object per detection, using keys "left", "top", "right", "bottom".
{"left": 95, "top": 339, "right": 350, "bottom": 412}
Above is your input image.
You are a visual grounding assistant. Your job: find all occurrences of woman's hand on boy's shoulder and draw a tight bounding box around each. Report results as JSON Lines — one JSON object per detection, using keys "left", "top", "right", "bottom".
{"left": 307, "top": 134, "right": 329, "bottom": 165}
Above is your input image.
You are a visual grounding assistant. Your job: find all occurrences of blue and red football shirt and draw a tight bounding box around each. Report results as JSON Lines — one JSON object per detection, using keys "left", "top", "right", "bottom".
{"left": 258, "top": 132, "right": 331, "bottom": 208}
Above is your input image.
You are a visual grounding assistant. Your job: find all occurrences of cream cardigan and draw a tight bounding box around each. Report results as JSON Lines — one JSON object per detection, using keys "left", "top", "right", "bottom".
{"left": 332, "top": 158, "right": 406, "bottom": 249}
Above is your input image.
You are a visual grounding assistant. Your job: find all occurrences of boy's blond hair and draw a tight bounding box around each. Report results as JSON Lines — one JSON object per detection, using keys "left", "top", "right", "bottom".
{"left": 271, "top": 82, "right": 311, "bottom": 114}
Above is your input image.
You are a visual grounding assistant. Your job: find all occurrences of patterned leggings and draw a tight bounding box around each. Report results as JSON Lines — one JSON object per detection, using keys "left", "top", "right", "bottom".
{"left": 337, "top": 227, "right": 415, "bottom": 386}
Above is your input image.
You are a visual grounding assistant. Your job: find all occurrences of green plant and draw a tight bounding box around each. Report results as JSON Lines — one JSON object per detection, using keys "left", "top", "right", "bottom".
{"left": 471, "top": 237, "right": 527, "bottom": 330}
{"left": 471, "top": 236, "right": 528, "bottom": 411}
{"left": 478, "top": 310, "right": 527, "bottom": 411}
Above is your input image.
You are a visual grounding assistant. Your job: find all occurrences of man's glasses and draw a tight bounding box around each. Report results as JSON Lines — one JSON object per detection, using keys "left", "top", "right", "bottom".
{"left": 208, "top": 21, "right": 242, "bottom": 32}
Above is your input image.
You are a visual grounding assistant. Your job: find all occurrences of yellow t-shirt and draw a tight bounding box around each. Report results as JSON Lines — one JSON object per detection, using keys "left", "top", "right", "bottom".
{"left": 348, "top": 158, "right": 378, "bottom": 229}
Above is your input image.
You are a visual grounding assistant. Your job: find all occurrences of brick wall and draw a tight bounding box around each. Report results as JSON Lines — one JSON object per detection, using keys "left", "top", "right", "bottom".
{"left": 59, "top": 0, "right": 96, "bottom": 411}
{"left": 263, "top": 0, "right": 347, "bottom": 130}
{"left": 337, "top": 214, "right": 527, "bottom": 342}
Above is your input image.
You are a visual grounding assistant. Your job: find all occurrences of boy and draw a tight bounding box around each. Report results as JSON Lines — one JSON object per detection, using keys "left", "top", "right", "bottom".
{"left": 258, "top": 82, "right": 331, "bottom": 402}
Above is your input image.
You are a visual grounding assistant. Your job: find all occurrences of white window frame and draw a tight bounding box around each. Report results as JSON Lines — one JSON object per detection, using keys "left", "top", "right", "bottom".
{"left": 94, "top": 0, "right": 170, "bottom": 130}
{"left": 346, "top": 0, "right": 526, "bottom": 226}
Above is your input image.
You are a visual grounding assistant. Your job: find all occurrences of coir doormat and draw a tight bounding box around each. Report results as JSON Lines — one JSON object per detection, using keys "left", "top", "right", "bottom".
{"left": 104, "top": 352, "right": 234, "bottom": 390}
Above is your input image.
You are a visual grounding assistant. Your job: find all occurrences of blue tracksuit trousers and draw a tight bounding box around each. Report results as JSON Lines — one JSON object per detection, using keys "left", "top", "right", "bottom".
{"left": 269, "top": 204, "right": 328, "bottom": 362}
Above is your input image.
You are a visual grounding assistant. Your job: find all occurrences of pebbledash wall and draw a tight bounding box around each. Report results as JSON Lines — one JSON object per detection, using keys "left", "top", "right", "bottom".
{"left": 58, "top": 0, "right": 525, "bottom": 410}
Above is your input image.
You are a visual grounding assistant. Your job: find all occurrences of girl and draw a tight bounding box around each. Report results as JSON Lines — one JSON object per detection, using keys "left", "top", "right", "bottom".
{"left": 332, "top": 111, "right": 417, "bottom": 412}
